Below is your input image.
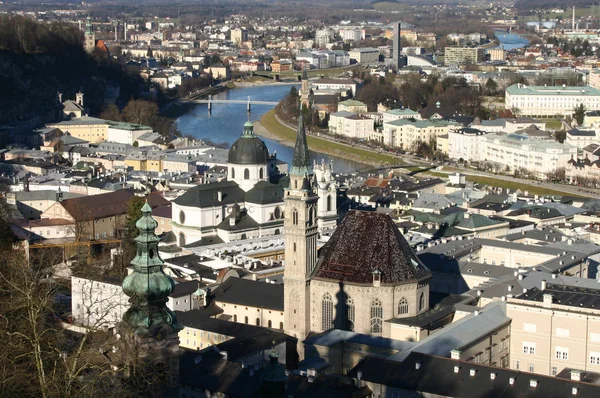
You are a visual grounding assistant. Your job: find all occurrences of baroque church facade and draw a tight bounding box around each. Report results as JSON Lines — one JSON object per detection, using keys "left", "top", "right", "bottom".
{"left": 283, "top": 114, "right": 432, "bottom": 348}
{"left": 171, "top": 120, "right": 338, "bottom": 247}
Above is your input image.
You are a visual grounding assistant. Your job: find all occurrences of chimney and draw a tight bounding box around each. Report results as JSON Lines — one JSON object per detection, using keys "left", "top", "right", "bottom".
{"left": 357, "top": 370, "right": 362, "bottom": 386}
{"left": 415, "top": 362, "right": 422, "bottom": 370}
{"left": 469, "top": 369, "right": 477, "bottom": 377}
{"left": 451, "top": 349, "right": 460, "bottom": 360}
{"left": 530, "top": 380, "right": 538, "bottom": 388}
{"left": 221, "top": 351, "right": 228, "bottom": 360}
{"left": 57, "top": 92, "right": 63, "bottom": 104}
{"left": 541, "top": 280, "right": 547, "bottom": 290}
{"left": 543, "top": 293, "right": 553, "bottom": 307}
{"left": 218, "top": 191, "right": 223, "bottom": 202}
{"left": 571, "top": 370, "right": 581, "bottom": 381}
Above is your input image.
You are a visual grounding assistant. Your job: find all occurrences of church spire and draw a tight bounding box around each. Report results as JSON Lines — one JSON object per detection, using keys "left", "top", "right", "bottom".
{"left": 85, "top": 15, "right": 93, "bottom": 35}
{"left": 122, "top": 201, "right": 182, "bottom": 336}
{"left": 290, "top": 111, "right": 311, "bottom": 177}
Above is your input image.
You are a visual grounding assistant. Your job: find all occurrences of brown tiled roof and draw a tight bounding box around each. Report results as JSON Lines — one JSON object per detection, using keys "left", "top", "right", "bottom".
{"left": 312, "top": 211, "right": 431, "bottom": 285}
{"left": 60, "top": 190, "right": 135, "bottom": 221}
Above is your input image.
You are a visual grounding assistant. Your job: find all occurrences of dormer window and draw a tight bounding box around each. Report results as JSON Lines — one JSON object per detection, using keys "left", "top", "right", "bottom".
{"left": 372, "top": 268, "right": 381, "bottom": 286}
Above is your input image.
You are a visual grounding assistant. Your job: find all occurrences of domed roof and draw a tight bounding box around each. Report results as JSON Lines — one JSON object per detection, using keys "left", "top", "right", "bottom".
{"left": 228, "top": 121, "right": 269, "bottom": 165}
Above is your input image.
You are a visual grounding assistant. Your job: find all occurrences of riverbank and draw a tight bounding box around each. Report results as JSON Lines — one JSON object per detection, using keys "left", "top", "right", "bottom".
{"left": 257, "top": 109, "right": 403, "bottom": 167}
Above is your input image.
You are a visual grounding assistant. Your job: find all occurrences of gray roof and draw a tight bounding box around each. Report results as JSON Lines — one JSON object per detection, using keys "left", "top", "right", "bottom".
{"left": 304, "top": 329, "right": 414, "bottom": 351}
{"left": 15, "top": 190, "right": 83, "bottom": 202}
{"left": 244, "top": 181, "right": 284, "bottom": 205}
{"left": 388, "top": 302, "right": 510, "bottom": 362}
{"left": 174, "top": 180, "right": 246, "bottom": 208}
{"left": 212, "top": 277, "right": 283, "bottom": 311}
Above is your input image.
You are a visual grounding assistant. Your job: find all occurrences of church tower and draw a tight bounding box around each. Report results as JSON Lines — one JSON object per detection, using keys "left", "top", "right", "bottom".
{"left": 122, "top": 202, "right": 182, "bottom": 392}
{"left": 84, "top": 15, "right": 96, "bottom": 53}
{"left": 301, "top": 66, "right": 310, "bottom": 108}
{"left": 314, "top": 159, "right": 339, "bottom": 234}
{"left": 284, "top": 112, "right": 319, "bottom": 348}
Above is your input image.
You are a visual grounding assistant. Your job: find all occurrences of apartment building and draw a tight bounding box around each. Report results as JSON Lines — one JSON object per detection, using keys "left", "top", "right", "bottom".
{"left": 381, "top": 108, "right": 422, "bottom": 123}
{"left": 339, "top": 28, "right": 365, "bottom": 42}
{"left": 381, "top": 118, "right": 458, "bottom": 151}
{"left": 447, "top": 128, "right": 493, "bottom": 162}
{"left": 505, "top": 84, "right": 600, "bottom": 117}
{"left": 230, "top": 28, "right": 248, "bottom": 46}
{"left": 479, "top": 134, "right": 577, "bottom": 178}
{"left": 508, "top": 282, "right": 600, "bottom": 376}
{"left": 329, "top": 111, "right": 374, "bottom": 139}
{"left": 315, "top": 29, "right": 333, "bottom": 48}
{"left": 106, "top": 121, "right": 153, "bottom": 145}
{"left": 444, "top": 47, "right": 485, "bottom": 65}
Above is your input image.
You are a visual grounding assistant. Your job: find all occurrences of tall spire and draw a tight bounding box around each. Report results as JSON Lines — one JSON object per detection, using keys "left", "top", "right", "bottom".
{"left": 291, "top": 111, "right": 311, "bottom": 177}
{"left": 122, "top": 201, "right": 182, "bottom": 336}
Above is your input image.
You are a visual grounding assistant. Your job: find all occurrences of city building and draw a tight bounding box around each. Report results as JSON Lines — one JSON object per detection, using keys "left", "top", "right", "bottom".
{"left": 328, "top": 111, "right": 374, "bottom": 139}
{"left": 505, "top": 84, "right": 600, "bottom": 117}
{"left": 444, "top": 47, "right": 485, "bottom": 65}
{"left": 315, "top": 29, "right": 333, "bottom": 48}
{"left": 339, "top": 27, "right": 365, "bottom": 42}
{"left": 230, "top": 28, "right": 248, "bottom": 46}
{"left": 46, "top": 116, "right": 110, "bottom": 144}
{"left": 348, "top": 47, "right": 379, "bottom": 64}
{"left": 337, "top": 99, "right": 368, "bottom": 114}
{"left": 508, "top": 281, "right": 600, "bottom": 376}
{"left": 379, "top": 118, "right": 458, "bottom": 151}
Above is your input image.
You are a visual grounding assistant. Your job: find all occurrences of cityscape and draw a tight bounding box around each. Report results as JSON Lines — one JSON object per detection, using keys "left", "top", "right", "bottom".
{"left": 7, "top": 0, "right": 600, "bottom": 397}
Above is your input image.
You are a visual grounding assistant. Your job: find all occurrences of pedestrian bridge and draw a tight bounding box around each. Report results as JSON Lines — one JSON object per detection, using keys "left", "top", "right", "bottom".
{"left": 186, "top": 99, "right": 279, "bottom": 105}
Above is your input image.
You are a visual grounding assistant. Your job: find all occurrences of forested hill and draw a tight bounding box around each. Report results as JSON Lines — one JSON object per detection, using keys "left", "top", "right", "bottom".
{"left": 0, "top": 15, "right": 142, "bottom": 124}
{"left": 515, "top": 0, "right": 595, "bottom": 11}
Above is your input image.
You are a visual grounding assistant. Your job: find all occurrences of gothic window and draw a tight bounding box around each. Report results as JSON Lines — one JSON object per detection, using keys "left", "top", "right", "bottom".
{"left": 244, "top": 168, "right": 250, "bottom": 179}
{"left": 292, "top": 209, "right": 298, "bottom": 225}
{"left": 322, "top": 293, "right": 334, "bottom": 331}
{"left": 308, "top": 207, "right": 314, "bottom": 226}
{"left": 398, "top": 297, "right": 409, "bottom": 315}
{"left": 370, "top": 299, "right": 383, "bottom": 336}
{"left": 293, "top": 242, "right": 297, "bottom": 252}
{"left": 327, "top": 195, "right": 332, "bottom": 212}
{"left": 231, "top": 168, "right": 235, "bottom": 179}
{"left": 179, "top": 210, "right": 186, "bottom": 224}
{"left": 268, "top": 320, "right": 272, "bottom": 328}
{"left": 244, "top": 316, "right": 248, "bottom": 324}
{"left": 346, "top": 296, "right": 355, "bottom": 332}
{"left": 419, "top": 292, "right": 425, "bottom": 312}
{"left": 179, "top": 233, "right": 186, "bottom": 247}
{"left": 259, "top": 168, "right": 264, "bottom": 179}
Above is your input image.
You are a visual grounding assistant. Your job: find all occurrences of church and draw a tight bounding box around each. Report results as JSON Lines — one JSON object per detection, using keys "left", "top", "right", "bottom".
{"left": 283, "top": 112, "right": 432, "bottom": 347}
{"left": 171, "top": 120, "right": 338, "bottom": 247}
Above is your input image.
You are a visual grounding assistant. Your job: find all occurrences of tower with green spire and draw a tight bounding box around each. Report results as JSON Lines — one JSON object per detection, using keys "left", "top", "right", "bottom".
{"left": 122, "top": 201, "right": 182, "bottom": 388}
{"left": 283, "top": 112, "right": 319, "bottom": 357}
{"left": 84, "top": 15, "right": 96, "bottom": 53}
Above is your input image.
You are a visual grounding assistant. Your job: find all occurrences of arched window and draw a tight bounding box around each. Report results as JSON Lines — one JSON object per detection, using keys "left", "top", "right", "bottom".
{"left": 179, "top": 210, "right": 186, "bottom": 224}
{"left": 244, "top": 316, "right": 248, "bottom": 324}
{"left": 292, "top": 209, "right": 298, "bottom": 225}
{"left": 346, "top": 296, "right": 355, "bottom": 332}
{"left": 322, "top": 293, "right": 334, "bottom": 331}
{"left": 179, "top": 233, "right": 186, "bottom": 247}
{"left": 268, "top": 320, "right": 272, "bottom": 328}
{"left": 419, "top": 292, "right": 425, "bottom": 312}
{"left": 259, "top": 168, "right": 264, "bottom": 179}
{"left": 274, "top": 206, "right": 281, "bottom": 219}
{"left": 231, "top": 167, "right": 235, "bottom": 179}
{"left": 293, "top": 242, "right": 297, "bottom": 252}
{"left": 294, "top": 180, "right": 298, "bottom": 189}
{"left": 274, "top": 229, "right": 280, "bottom": 235}
{"left": 244, "top": 168, "right": 249, "bottom": 179}
{"left": 370, "top": 299, "right": 383, "bottom": 336}
{"left": 241, "top": 233, "right": 247, "bottom": 240}
{"left": 327, "top": 195, "right": 332, "bottom": 212}
{"left": 279, "top": 322, "right": 283, "bottom": 330}
{"left": 308, "top": 206, "right": 314, "bottom": 225}
{"left": 398, "top": 297, "right": 409, "bottom": 315}
{"left": 256, "top": 318, "right": 260, "bottom": 326}
{"left": 233, "top": 314, "right": 237, "bottom": 322}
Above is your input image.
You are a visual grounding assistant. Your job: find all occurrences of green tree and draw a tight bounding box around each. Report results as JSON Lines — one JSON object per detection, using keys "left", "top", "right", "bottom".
{"left": 485, "top": 78, "right": 498, "bottom": 95}
{"left": 574, "top": 103, "right": 586, "bottom": 126}
{"left": 126, "top": 196, "right": 146, "bottom": 241}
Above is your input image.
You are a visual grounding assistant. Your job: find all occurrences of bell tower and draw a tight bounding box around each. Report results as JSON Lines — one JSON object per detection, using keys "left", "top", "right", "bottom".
{"left": 284, "top": 112, "right": 318, "bottom": 349}
{"left": 84, "top": 15, "right": 96, "bottom": 53}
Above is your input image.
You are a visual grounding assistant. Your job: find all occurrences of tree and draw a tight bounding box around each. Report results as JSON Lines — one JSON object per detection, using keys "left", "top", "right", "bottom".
{"left": 574, "top": 103, "right": 586, "bottom": 126}
{"left": 484, "top": 78, "right": 498, "bottom": 95}
{"left": 555, "top": 130, "right": 566, "bottom": 143}
{"left": 99, "top": 104, "right": 121, "bottom": 122}
{"left": 122, "top": 100, "right": 159, "bottom": 126}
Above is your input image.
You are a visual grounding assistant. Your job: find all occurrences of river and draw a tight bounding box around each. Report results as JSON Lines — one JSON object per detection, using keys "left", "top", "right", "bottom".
{"left": 494, "top": 30, "right": 530, "bottom": 50}
{"left": 175, "top": 84, "right": 368, "bottom": 173}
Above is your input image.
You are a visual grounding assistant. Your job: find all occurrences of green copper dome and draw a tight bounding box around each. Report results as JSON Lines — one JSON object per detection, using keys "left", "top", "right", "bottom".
{"left": 122, "top": 200, "right": 182, "bottom": 336}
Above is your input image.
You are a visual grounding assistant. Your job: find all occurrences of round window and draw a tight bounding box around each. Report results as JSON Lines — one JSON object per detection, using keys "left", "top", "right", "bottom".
{"left": 179, "top": 210, "right": 185, "bottom": 224}
{"left": 274, "top": 206, "right": 281, "bottom": 219}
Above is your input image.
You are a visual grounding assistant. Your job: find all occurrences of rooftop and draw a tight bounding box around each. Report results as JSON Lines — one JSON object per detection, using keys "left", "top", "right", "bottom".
{"left": 506, "top": 84, "right": 600, "bottom": 97}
